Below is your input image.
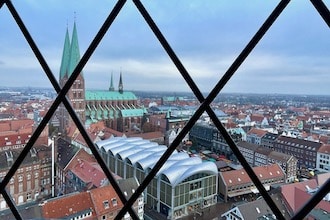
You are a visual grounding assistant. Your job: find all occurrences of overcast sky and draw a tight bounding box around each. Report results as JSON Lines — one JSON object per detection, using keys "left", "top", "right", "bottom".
{"left": 0, "top": 0, "right": 329, "bottom": 95}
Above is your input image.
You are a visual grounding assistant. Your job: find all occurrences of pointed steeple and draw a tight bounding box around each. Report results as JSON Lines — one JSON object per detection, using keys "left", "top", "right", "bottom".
{"left": 118, "top": 71, "right": 123, "bottom": 93}
{"left": 68, "top": 21, "right": 81, "bottom": 77}
{"left": 59, "top": 27, "right": 71, "bottom": 80}
{"left": 109, "top": 72, "right": 115, "bottom": 91}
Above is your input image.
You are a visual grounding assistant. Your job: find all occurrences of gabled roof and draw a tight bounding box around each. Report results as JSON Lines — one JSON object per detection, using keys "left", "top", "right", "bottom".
{"left": 89, "top": 185, "right": 123, "bottom": 216}
{"left": 281, "top": 177, "right": 330, "bottom": 214}
{"left": 281, "top": 179, "right": 317, "bottom": 213}
{"left": 247, "top": 128, "right": 268, "bottom": 138}
{"left": 56, "top": 138, "right": 79, "bottom": 169}
{"left": 318, "top": 144, "right": 330, "bottom": 154}
{"left": 231, "top": 194, "right": 290, "bottom": 219}
{"left": 0, "top": 133, "right": 31, "bottom": 147}
{"left": 65, "top": 146, "right": 97, "bottom": 172}
{"left": 221, "top": 164, "right": 285, "bottom": 187}
{"left": 268, "top": 151, "right": 295, "bottom": 162}
{"left": 117, "top": 177, "right": 141, "bottom": 199}
{"left": 42, "top": 191, "right": 94, "bottom": 219}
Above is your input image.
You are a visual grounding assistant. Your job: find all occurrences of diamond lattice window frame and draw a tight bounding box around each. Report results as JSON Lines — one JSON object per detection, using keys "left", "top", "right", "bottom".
{"left": 0, "top": 0, "right": 329, "bottom": 219}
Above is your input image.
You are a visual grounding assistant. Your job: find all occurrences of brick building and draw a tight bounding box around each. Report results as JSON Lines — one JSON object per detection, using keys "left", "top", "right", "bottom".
{"left": 273, "top": 136, "right": 322, "bottom": 169}
{"left": 237, "top": 141, "right": 298, "bottom": 183}
{"left": 0, "top": 145, "right": 52, "bottom": 210}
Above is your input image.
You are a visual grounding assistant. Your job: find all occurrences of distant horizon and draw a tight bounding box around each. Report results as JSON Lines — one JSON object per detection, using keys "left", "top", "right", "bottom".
{"left": 1, "top": 85, "right": 330, "bottom": 97}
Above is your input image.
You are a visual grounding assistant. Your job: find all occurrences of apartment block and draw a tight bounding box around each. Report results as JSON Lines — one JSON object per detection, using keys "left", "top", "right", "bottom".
{"left": 274, "top": 136, "right": 322, "bottom": 169}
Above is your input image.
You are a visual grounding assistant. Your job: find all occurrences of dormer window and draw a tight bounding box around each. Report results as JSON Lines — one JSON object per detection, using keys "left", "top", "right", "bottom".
{"left": 103, "top": 200, "right": 109, "bottom": 209}
{"left": 111, "top": 198, "right": 117, "bottom": 206}
{"left": 30, "top": 148, "right": 37, "bottom": 157}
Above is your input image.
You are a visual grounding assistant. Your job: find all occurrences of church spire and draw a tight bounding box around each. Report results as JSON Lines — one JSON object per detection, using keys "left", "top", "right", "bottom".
{"left": 109, "top": 72, "right": 115, "bottom": 91}
{"left": 68, "top": 21, "right": 82, "bottom": 77}
{"left": 59, "top": 27, "right": 71, "bottom": 81}
{"left": 118, "top": 71, "right": 123, "bottom": 93}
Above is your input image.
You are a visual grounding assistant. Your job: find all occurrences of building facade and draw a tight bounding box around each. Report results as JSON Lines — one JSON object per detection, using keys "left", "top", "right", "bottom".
{"left": 0, "top": 146, "right": 52, "bottom": 210}
{"left": 316, "top": 144, "right": 330, "bottom": 172}
{"left": 237, "top": 141, "right": 298, "bottom": 183}
{"left": 261, "top": 132, "right": 280, "bottom": 149}
{"left": 246, "top": 128, "right": 268, "bottom": 145}
{"left": 96, "top": 137, "right": 218, "bottom": 220}
{"left": 273, "top": 136, "right": 322, "bottom": 169}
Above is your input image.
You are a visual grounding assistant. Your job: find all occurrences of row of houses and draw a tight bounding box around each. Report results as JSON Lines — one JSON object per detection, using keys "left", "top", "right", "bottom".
{"left": 247, "top": 127, "right": 329, "bottom": 172}
{"left": 190, "top": 123, "right": 330, "bottom": 175}
{"left": 221, "top": 173, "right": 330, "bottom": 219}
{"left": 0, "top": 119, "right": 51, "bottom": 210}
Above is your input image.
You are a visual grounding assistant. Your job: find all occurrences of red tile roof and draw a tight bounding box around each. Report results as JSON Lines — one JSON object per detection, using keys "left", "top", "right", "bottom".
{"left": 318, "top": 144, "right": 330, "bottom": 154}
{"left": 281, "top": 177, "right": 330, "bottom": 214}
{"left": 250, "top": 114, "right": 265, "bottom": 122}
{"left": 0, "top": 119, "right": 33, "bottom": 134}
{"left": 319, "top": 135, "right": 330, "bottom": 144}
{"left": 42, "top": 184, "right": 125, "bottom": 219}
{"left": 221, "top": 164, "right": 284, "bottom": 187}
{"left": 42, "top": 191, "right": 94, "bottom": 219}
{"left": 89, "top": 185, "right": 123, "bottom": 216}
{"left": 247, "top": 128, "right": 268, "bottom": 137}
{"left": 0, "top": 133, "right": 30, "bottom": 148}
{"left": 65, "top": 148, "right": 97, "bottom": 171}
{"left": 70, "top": 159, "right": 106, "bottom": 189}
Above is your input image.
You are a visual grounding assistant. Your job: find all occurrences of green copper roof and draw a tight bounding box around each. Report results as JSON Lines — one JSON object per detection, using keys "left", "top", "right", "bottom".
{"left": 59, "top": 28, "right": 71, "bottom": 80}
{"left": 121, "top": 109, "right": 144, "bottom": 117}
{"left": 68, "top": 22, "right": 81, "bottom": 77}
{"left": 85, "top": 90, "right": 137, "bottom": 101}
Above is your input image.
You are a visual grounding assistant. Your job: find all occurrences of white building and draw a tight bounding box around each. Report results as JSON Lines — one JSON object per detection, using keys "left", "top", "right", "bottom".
{"left": 316, "top": 144, "right": 330, "bottom": 172}
{"left": 96, "top": 137, "right": 218, "bottom": 220}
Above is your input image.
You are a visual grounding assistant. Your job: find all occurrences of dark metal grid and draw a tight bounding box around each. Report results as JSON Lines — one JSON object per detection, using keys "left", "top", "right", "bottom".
{"left": 1, "top": 0, "right": 137, "bottom": 219}
{"left": 0, "top": 0, "right": 329, "bottom": 219}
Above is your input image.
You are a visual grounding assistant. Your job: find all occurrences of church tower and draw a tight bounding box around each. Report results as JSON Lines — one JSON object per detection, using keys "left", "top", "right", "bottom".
{"left": 118, "top": 72, "right": 123, "bottom": 94}
{"left": 59, "top": 22, "right": 86, "bottom": 132}
{"left": 109, "top": 72, "right": 115, "bottom": 91}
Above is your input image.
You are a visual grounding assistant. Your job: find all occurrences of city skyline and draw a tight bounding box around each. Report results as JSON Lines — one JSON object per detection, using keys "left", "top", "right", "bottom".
{"left": 1, "top": 0, "right": 329, "bottom": 95}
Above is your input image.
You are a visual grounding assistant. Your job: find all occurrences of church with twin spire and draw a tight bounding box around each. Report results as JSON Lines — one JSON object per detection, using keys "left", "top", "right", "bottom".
{"left": 58, "top": 22, "right": 146, "bottom": 133}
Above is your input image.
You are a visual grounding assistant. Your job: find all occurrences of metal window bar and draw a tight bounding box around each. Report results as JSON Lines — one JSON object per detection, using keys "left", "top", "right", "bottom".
{"left": 1, "top": 0, "right": 137, "bottom": 219}
{"left": 0, "top": 0, "right": 329, "bottom": 219}
{"left": 117, "top": 0, "right": 290, "bottom": 219}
